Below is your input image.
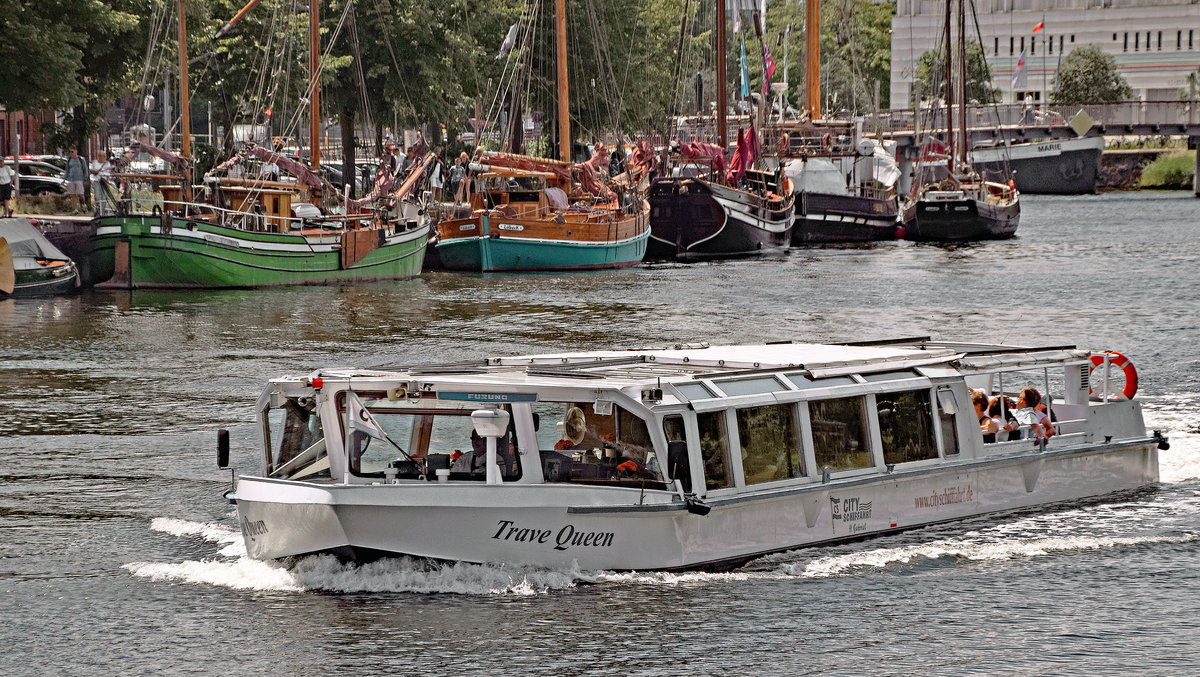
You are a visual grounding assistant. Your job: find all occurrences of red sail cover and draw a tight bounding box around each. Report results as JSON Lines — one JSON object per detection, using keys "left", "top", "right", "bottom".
{"left": 347, "top": 163, "right": 395, "bottom": 211}
{"left": 679, "top": 141, "right": 726, "bottom": 176}
{"left": 578, "top": 147, "right": 614, "bottom": 200}
{"left": 243, "top": 143, "right": 324, "bottom": 189}
{"left": 393, "top": 153, "right": 437, "bottom": 202}
{"left": 479, "top": 152, "right": 572, "bottom": 185}
{"left": 628, "top": 139, "right": 658, "bottom": 182}
{"left": 726, "top": 125, "right": 759, "bottom": 184}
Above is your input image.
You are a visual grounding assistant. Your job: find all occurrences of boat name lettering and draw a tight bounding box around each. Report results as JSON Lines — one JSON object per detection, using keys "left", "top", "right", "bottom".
{"left": 831, "top": 497, "right": 873, "bottom": 523}
{"left": 205, "top": 234, "right": 241, "bottom": 248}
{"left": 497, "top": 223, "right": 524, "bottom": 231}
{"left": 241, "top": 517, "right": 269, "bottom": 540}
{"left": 459, "top": 224, "right": 476, "bottom": 231}
{"left": 491, "top": 520, "right": 614, "bottom": 551}
{"left": 439, "top": 392, "right": 538, "bottom": 403}
{"left": 1036, "top": 142, "right": 1061, "bottom": 152}
{"left": 914, "top": 485, "right": 974, "bottom": 509}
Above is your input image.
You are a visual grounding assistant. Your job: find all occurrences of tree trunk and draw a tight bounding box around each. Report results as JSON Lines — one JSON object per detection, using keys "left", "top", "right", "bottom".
{"left": 340, "top": 107, "right": 355, "bottom": 199}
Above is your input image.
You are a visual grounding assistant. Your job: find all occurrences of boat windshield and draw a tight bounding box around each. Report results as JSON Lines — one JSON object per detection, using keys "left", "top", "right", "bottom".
{"left": 532, "top": 400, "right": 665, "bottom": 488}
{"left": 264, "top": 396, "right": 329, "bottom": 480}
{"left": 339, "top": 395, "right": 521, "bottom": 480}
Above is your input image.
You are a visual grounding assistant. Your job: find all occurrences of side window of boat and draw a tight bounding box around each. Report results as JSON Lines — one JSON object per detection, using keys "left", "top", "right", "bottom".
{"left": 531, "top": 401, "right": 663, "bottom": 484}
{"left": 736, "top": 404, "right": 804, "bottom": 484}
{"left": 877, "top": 389, "right": 939, "bottom": 465}
{"left": 663, "top": 415, "right": 686, "bottom": 443}
{"left": 264, "top": 396, "right": 328, "bottom": 479}
{"left": 697, "top": 411, "right": 733, "bottom": 491}
{"left": 936, "top": 388, "right": 960, "bottom": 456}
{"left": 809, "top": 396, "right": 873, "bottom": 472}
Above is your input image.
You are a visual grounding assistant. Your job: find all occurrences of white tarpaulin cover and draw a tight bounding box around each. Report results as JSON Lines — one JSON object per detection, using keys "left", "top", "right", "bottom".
{"left": 0, "top": 219, "right": 71, "bottom": 270}
{"left": 784, "top": 144, "right": 900, "bottom": 196}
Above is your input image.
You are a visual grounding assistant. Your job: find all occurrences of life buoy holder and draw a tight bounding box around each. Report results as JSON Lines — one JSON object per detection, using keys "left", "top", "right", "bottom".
{"left": 1089, "top": 350, "right": 1138, "bottom": 400}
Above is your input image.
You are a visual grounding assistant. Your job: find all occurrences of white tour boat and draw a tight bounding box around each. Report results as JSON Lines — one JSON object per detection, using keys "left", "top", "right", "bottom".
{"left": 221, "top": 339, "right": 1167, "bottom": 570}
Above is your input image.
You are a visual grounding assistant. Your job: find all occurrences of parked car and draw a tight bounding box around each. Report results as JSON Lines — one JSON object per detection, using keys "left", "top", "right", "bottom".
{"left": 4, "top": 160, "right": 68, "bottom": 195}
{"left": 19, "top": 154, "right": 68, "bottom": 171}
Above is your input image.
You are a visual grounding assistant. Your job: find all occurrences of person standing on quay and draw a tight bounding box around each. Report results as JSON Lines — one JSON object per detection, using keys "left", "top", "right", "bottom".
{"left": 0, "top": 160, "right": 15, "bottom": 217}
{"left": 64, "top": 147, "right": 88, "bottom": 214}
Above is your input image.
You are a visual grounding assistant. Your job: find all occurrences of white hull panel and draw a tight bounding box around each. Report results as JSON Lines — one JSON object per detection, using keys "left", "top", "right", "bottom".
{"left": 234, "top": 441, "right": 1158, "bottom": 570}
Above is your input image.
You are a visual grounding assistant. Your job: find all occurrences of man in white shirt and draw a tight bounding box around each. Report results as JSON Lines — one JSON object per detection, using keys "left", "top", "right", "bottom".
{"left": 0, "top": 161, "right": 15, "bottom": 217}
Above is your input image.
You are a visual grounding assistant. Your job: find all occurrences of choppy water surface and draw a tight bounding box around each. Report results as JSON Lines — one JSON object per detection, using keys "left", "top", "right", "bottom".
{"left": 3, "top": 192, "right": 1199, "bottom": 675}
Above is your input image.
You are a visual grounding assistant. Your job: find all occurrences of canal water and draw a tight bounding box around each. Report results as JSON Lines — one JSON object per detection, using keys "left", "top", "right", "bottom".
{"left": 3, "top": 192, "right": 1198, "bottom": 674}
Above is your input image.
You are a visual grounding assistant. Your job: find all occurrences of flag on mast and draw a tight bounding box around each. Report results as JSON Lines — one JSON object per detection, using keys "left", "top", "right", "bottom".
{"left": 1032, "top": 21, "right": 1044, "bottom": 33}
{"left": 344, "top": 390, "right": 391, "bottom": 451}
{"left": 1011, "top": 49, "right": 1027, "bottom": 90}
{"left": 740, "top": 34, "right": 751, "bottom": 99}
{"left": 732, "top": 0, "right": 742, "bottom": 33}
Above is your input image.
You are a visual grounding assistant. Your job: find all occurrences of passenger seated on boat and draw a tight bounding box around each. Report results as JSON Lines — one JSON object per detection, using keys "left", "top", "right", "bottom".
{"left": 989, "top": 396, "right": 1022, "bottom": 441}
{"left": 1015, "top": 387, "right": 1054, "bottom": 440}
{"left": 450, "top": 430, "right": 516, "bottom": 477}
{"left": 972, "top": 390, "right": 1000, "bottom": 443}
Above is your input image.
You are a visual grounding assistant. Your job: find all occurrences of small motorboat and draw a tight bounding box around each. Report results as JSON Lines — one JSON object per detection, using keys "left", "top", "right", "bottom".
{"left": 0, "top": 219, "right": 78, "bottom": 297}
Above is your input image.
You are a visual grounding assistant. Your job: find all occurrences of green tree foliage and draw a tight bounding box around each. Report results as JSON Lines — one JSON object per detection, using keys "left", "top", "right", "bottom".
{"left": 1051, "top": 45, "right": 1132, "bottom": 104}
{"left": 915, "top": 40, "right": 998, "bottom": 104}
{"left": 689, "top": 0, "right": 894, "bottom": 123}
{"left": 0, "top": 0, "right": 149, "bottom": 154}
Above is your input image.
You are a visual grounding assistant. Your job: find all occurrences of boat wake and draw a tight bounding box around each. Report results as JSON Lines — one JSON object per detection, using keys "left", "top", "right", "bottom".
{"left": 125, "top": 518, "right": 586, "bottom": 595}
{"left": 781, "top": 531, "right": 1198, "bottom": 579}
{"left": 1142, "top": 393, "right": 1200, "bottom": 482}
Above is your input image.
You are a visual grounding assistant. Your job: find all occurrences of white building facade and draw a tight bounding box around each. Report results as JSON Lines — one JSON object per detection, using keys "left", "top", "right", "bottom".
{"left": 891, "top": 0, "right": 1200, "bottom": 107}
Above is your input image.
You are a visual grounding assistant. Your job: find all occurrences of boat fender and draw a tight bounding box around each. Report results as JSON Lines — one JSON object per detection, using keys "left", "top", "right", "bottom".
{"left": 1089, "top": 350, "right": 1139, "bottom": 400}
{"left": 1154, "top": 430, "right": 1170, "bottom": 451}
{"left": 685, "top": 495, "right": 711, "bottom": 516}
{"left": 217, "top": 429, "right": 230, "bottom": 468}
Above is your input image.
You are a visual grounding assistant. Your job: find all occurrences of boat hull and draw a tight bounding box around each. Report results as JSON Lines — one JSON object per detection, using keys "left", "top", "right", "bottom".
{"left": 793, "top": 191, "right": 901, "bottom": 243}
{"left": 233, "top": 439, "right": 1157, "bottom": 570}
{"left": 971, "top": 137, "right": 1103, "bottom": 195}
{"left": 648, "top": 178, "right": 793, "bottom": 260}
{"left": 901, "top": 196, "right": 1020, "bottom": 242}
{"left": 4, "top": 261, "right": 78, "bottom": 297}
{"left": 85, "top": 215, "right": 428, "bottom": 288}
{"left": 434, "top": 206, "right": 649, "bottom": 272}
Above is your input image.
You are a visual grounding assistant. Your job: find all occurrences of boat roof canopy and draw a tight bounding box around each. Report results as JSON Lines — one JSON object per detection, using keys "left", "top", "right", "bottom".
{"left": 271, "top": 341, "right": 1091, "bottom": 405}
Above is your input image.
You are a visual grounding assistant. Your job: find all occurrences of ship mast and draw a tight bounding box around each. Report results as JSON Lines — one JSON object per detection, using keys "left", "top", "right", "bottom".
{"left": 715, "top": 0, "right": 727, "bottom": 150}
{"left": 956, "top": 0, "right": 968, "bottom": 171}
{"left": 177, "top": 0, "right": 192, "bottom": 200}
{"left": 943, "top": 0, "right": 954, "bottom": 175}
{"left": 556, "top": 0, "right": 570, "bottom": 162}
{"left": 309, "top": 0, "right": 320, "bottom": 175}
{"left": 805, "top": 0, "right": 819, "bottom": 120}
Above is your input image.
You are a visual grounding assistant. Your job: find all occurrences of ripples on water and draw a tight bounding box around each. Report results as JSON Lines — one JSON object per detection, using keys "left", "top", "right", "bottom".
{"left": 3, "top": 193, "right": 1200, "bottom": 674}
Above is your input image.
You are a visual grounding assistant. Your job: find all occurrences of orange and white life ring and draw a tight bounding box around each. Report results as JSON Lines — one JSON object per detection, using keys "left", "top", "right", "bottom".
{"left": 1089, "top": 350, "right": 1139, "bottom": 400}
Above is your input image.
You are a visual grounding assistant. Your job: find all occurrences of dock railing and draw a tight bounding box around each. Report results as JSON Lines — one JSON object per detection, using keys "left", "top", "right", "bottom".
{"left": 864, "top": 100, "right": 1200, "bottom": 134}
